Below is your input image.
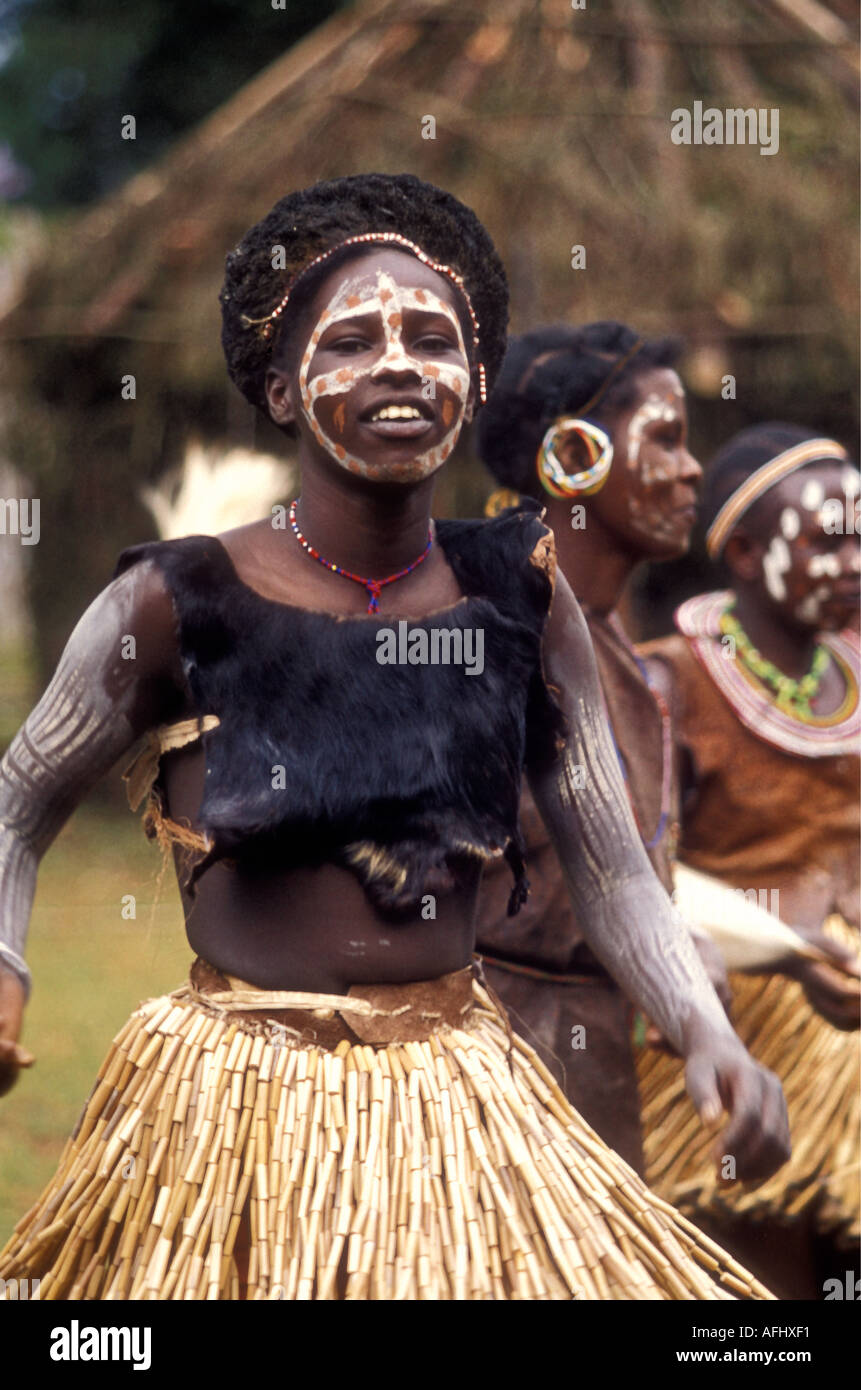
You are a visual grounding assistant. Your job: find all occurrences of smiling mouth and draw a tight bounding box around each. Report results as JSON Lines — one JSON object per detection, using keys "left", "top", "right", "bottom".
{"left": 359, "top": 398, "right": 435, "bottom": 439}
{"left": 370, "top": 404, "right": 425, "bottom": 422}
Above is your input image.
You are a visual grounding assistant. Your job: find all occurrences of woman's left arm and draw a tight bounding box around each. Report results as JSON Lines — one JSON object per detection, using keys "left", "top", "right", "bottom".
{"left": 528, "top": 573, "right": 789, "bottom": 1181}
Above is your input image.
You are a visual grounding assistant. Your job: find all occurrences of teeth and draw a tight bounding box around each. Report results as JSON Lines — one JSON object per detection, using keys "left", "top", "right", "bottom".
{"left": 371, "top": 405, "right": 423, "bottom": 421}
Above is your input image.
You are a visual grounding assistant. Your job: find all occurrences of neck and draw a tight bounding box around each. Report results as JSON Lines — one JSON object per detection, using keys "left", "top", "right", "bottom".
{"left": 731, "top": 585, "right": 820, "bottom": 680}
{"left": 293, "top": 466, "right": 436, "bottom": 576}
{"left": 548, "top": 498, "right": 638, "bottom": 615}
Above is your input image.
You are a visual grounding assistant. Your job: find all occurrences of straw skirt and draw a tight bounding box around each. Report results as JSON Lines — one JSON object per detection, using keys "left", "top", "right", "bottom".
{"left": 638, "top": 917, "right": 860, "bottom": 1242}
{"left": 0, "top": 966, "right": 772, "bottom": 1300}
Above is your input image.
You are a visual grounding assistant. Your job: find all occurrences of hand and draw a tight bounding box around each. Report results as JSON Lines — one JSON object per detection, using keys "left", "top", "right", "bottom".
{"left": 684, "top": 1027, "right": 790, "bottom": 1183}
{"left": 794, "top": 958, "right": 860, "bottom": 1030}
{"left": 774, "top": 929, "right": 861, "bottom": 1031}
{"left": 0, "top": 967, "right": 34, "bottom": 1097}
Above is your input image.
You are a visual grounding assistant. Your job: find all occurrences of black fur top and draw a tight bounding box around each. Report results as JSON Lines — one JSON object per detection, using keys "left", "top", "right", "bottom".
{"left": 115, "top": 501, "right": 565, "bottom": 915}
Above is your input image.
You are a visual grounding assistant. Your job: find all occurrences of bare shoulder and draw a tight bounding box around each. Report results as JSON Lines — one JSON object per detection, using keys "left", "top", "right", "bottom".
{"left": 83, "top": 557, "right": 183, "bottom": 687}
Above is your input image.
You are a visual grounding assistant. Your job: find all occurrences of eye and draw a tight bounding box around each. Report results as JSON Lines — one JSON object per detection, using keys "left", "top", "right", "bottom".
{"left": 656, "top": 424, "right": 682, "bottom": 446}
{"left": 414, "top": 333, "right": 457, "bottom": 353}
{"left": 326, "top": 334, "right": 373, "bottom": 355}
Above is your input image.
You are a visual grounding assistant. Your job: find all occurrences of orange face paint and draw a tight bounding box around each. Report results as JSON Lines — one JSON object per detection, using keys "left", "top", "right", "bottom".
{"left": 298, "top": 268, "right": 470, "bottom": 481}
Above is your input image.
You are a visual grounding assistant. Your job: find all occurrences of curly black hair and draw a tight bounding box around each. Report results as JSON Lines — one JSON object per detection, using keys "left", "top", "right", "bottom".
{"left": 700, "top": 421, "right": 850, "bottom": 539}
{"left": 219, "top": 172, "right": 508, "bottom": 412}
{"left": 476, "top": 321, "right": 681, "bottom": 496}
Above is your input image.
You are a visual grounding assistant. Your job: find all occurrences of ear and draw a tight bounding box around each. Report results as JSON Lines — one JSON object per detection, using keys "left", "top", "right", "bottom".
{"left": 464, "top": 375, "right": 477, "bottom": 426}
{"left": 723, "top": 528, "right": 762, "bottom": 582}
{"left": 264, "top": 363, "right": 297, "bottom": 429}
{"left": 553, "top": 423, "right": 596, "bottom": 474}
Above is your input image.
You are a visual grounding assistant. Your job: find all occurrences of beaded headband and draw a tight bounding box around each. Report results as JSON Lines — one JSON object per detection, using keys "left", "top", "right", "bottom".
{"left": 705, "top": 437, "right": 848, "bottom": 558}
{"left": 240, "top": 230, "right": 487, "bottom": 402}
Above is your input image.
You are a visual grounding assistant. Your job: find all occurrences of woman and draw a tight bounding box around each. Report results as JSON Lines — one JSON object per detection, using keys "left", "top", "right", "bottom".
{"left": 474, "top": 322, "right": 705, "bottom": 1172}
{"left": 0, "top": 175, "right": 787, "bottom": 1300}
{"left": 637, "top": 423, "right": 860, "bottom": 1297}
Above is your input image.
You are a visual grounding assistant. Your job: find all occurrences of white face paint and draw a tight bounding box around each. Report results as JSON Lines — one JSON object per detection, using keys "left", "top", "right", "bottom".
{"left": 795, "top": 584, "right": 832, "bottom": 624}
{"left": 800, "top": 478, "right": 825, "bottom": 511}
{"left": 762, "top": 534, "right": 792, "bottom": 600}
{"left": 626, "top": 394, "right": 679, "bottom": 475}
{"left": 779, "top": 506, "right": 801, "bottom": 540}
{"left": 298, "top": 269, "right": 471, "bottom": 481}
{"left": 807, "top": 552, "right": 841, "bottom": 579}
{"left": 842, "top": 468, "right": 860, "bottom": 498}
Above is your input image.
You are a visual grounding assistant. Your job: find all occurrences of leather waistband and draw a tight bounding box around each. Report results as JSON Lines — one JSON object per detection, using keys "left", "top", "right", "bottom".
{"left": 189, "top": 956, "right": 475, "bottom": 1046}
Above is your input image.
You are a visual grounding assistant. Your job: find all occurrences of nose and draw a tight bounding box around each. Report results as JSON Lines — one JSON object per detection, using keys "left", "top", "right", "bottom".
{"left": 370, "top": 339, "right": 421, "bottom": 382}
{"left": 678, "top": 448, "right": 703, "bottom": 489}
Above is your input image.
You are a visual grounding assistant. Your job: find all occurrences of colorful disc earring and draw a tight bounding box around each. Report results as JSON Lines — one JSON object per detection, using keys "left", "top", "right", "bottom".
{"left": 536, "top": 417, "right": 614, "bottom": 499}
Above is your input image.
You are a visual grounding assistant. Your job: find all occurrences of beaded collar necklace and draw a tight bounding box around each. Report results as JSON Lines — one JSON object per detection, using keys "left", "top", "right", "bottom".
{"left": 677, "top": 590, "right": 860, "bottom": 758}
{"left": 288, "top": 499, "right": 432, "bottom": 613}
{"left": 719, "top": 601, "right": 831, "bottom": 719}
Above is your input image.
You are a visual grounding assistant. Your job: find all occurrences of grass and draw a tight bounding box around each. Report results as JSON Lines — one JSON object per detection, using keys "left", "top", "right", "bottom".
{"left": 0, "top": 799, "right": 189, "bottom": 1245}
{"left": 0, "top": 639, "right": 35, "bottom": 749}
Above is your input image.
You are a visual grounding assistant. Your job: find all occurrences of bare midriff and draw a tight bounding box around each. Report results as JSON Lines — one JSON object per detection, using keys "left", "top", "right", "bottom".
{"left": 161, "top": 742, "right": 482, "bottom": 993}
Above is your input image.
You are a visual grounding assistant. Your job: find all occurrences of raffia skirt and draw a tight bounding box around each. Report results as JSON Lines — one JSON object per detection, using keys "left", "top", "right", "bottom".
{"left": 0, "top": 960, "right": 772, "bottom": 1300}
{"left": 637, "top": 916, "right": 860, "bottom": 1242}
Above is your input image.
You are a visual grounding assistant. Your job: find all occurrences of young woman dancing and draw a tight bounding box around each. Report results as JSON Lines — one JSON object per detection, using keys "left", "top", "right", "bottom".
{"left": 0, "top": 176, "right": 787, "bottom": 1300}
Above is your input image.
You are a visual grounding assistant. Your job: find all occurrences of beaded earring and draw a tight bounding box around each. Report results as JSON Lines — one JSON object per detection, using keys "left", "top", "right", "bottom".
{"left": 536, "top": 418, "right": 614, "bottom": 499}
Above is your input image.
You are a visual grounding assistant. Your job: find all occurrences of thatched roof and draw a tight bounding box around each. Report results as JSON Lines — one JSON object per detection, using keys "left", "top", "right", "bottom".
{"left": 2, "top": 0, "right": 858, "bottom": 671}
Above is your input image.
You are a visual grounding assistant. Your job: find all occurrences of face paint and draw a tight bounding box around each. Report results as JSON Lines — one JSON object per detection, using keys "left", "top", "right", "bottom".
{"left": 626, "top": 394, "right": 679, "bottom": 477}
{"left": 800, "top": 478, "right": 825, "bottom": 511}
{"left": 762, "top": 534, "right": 791, "bottom": 600}
{"left": 298, "top": 269, "right": 471, "bottom": 481}
{"left": 794, "top": 584, "right": 832, "bottom": 624}
{"left": 807, "top": 552, "right": 841, "bottom": 579}
{"left": 779, "top": 506, "right": 801, "bottom": 540}
{"left": 622, "top": 387, "right": 692, "bottom": 545}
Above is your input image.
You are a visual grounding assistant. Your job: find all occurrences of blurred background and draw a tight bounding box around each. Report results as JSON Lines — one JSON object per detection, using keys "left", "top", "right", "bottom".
{"left": 0, "top": 0, "right": 858, "bottom": 1238}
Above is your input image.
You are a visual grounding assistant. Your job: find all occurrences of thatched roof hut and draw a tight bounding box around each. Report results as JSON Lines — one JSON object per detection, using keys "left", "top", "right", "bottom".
{"left": 2, "top": 0, "right": 857, "bottom": 673}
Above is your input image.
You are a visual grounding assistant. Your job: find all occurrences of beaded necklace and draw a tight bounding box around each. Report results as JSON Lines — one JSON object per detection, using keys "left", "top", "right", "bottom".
{"left": 719, "top": 601, "right": 831, "bottom": 720}
{"left": 288, "top": 499, "right": 432, "bottom": 613}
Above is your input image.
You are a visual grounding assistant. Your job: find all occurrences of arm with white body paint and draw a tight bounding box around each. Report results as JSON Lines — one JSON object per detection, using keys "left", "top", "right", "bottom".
{"left": 527, "top": 573, "right": 790, "bottom": 1179}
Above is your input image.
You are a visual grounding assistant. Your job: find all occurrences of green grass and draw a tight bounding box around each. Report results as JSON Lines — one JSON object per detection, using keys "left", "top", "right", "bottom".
{"left": 0, "top": 800, "right": 190, "bottom": 1244}
{"left": 0, "top": 639, "right": 36, "bottom": 749}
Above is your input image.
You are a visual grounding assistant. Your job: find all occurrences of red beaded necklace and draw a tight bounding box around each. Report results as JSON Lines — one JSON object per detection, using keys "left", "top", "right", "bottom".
{"left": 288, "top": 499, "right": 433, "bottom": 613}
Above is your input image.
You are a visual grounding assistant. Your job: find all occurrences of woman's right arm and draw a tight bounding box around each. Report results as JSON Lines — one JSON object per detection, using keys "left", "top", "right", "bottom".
{"left": 0, "top": 560, "right": 184, "bottom": 1094}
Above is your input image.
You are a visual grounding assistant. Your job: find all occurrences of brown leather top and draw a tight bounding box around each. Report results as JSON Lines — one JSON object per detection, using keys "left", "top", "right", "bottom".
{"left": 476, "top": 610, "right": 675, "bottom": 972}
{"left": 643, "top": 632, "right": 860, "bottom": 931}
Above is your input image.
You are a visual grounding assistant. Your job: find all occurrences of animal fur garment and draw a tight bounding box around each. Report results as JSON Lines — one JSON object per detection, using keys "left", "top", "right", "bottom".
{"left": 114, "top": 503, "right": 566, "bottom": 914}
